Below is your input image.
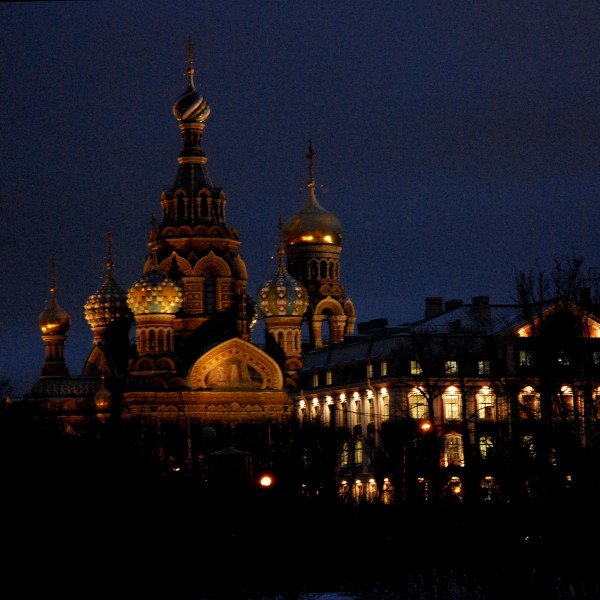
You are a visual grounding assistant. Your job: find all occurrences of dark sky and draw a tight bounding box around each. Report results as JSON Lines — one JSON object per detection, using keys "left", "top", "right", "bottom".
{"left": 2, "top": 1, "right": 600, "bottom": 395}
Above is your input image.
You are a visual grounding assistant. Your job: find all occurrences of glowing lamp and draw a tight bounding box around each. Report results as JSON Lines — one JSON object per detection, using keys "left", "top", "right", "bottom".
{"left": 259, "top": 474, "right": 274, "bottom": 488}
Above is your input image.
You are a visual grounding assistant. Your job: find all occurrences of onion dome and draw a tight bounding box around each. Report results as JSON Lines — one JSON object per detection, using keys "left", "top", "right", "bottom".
{"left": 257, "top": 245, "right": 308, "bottom": 318}
{"left": 39, "top": 286, "right": 71, "bottom": 335}
{"left": 283, "top": 141, "right": 342, "bottom": 246}
{"left": 39, "top": 259, "right": 71, "bottom": 335}
{"left": 127, "top": 250, "right": 183, "bottom": 316}
{"left": 172, "top": 41, "right": 211, "bottom": 124}
{"left": 85, "top": 236, "right": 131, "bottom": 328}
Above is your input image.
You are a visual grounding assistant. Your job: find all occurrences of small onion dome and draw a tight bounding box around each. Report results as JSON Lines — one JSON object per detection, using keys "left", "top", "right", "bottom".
{"left": 84, "top": 258, "right": 131, "bottom": 329}
{"left": 127, "top": 266, "right": 183, "bottom": 316}
{"left": 39, "top": 287, "right": 71, "bottom": 335}
{"left": 283, "top": 181, "right": 342, "bottom": 246}
{"left": 172, "top": 64, "right": 211, "bottom": 124}
{"left": 256, "top": 248, "right": 308, "bottom": 318}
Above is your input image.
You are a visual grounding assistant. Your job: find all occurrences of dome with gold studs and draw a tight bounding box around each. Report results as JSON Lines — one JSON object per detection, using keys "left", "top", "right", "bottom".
{"left": 257, "top": 247, "right": 308, "bottom": 318}
{"left": 85, "top": 254, "right": 131, "bottom": 329}
{"left": 127, "top": 264, "right": 183, "bottom": 316}
{"left": 39, "top": 287, "right": 71, "bottom": 335}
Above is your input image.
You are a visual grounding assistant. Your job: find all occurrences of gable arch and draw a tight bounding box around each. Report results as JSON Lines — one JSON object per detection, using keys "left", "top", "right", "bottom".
{"left": 314, "top": 296, "right": 344, "bottom": 316}
{"left": 193, "top": 251, "right": 231, "bottom": 277}
{"left": 158, "top": 252, "right": 193, "bottom": 276}
{"left": 188, "top": 337, "right": 284, "bottom": 390}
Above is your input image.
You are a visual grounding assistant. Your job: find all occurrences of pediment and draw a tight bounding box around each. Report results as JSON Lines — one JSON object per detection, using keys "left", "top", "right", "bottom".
{"left": 188, "top": 337, "right": 284, "bottom": 390}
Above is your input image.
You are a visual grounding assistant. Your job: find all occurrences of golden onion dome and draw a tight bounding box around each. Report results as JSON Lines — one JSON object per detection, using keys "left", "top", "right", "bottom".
{"left": 256, "top": 247, "right": 308, "bottom": 318}
{"left": 172, "top": 64, "right": 211, "bottom": 124}
{"left": 127, "top": 265, "right": 183, "bottom": 316}
{"left": 39, "top": 287, "right": 71, "bottom": 335}
{"left": 283, "top": 181, "right": 342, "bottom": 246}
{"left": 84, "top": 257, "right": 131, "bottom": 329}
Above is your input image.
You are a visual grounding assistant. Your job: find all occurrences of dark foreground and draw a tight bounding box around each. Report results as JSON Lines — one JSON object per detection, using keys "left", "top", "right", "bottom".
{"left": 3, "top": 471, "right": 599, "bottom": 600}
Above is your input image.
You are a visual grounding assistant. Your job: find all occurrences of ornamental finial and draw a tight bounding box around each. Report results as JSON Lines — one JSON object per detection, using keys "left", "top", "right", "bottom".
{"left": 306, "top": 140, "right": 315, "bottom": 187}
{"left": 106, "top": 231, "right": 114, "bottom": 276}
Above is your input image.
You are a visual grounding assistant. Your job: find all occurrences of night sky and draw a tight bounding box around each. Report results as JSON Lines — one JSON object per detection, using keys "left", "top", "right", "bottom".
{"left": 2, "top": 1, "right": 600, "bottom": 396}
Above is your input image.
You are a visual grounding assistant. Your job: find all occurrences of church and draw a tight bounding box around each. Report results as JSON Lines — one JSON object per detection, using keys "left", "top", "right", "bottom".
{"left": 20, "top": 47, "right": 356, "bottom": 490}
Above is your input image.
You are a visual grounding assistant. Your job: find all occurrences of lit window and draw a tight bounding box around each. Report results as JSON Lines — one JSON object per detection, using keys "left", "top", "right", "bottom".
{"left": 479, "top": 436, "right": 494, "bottom": 458}
{"left": 476, "top": 387, "right": 496, "bottom": 420}
{"left": 519, "top": 386, "right": 540, "bottom": 418}
{"left": 341, "top": 442, "right": 349, "bottom": 467}
{"left": 519, "top": 350, "right": 533, "bottom": 367}
{"left": 522, "top": 435, "right": 536, "bottom": 458}
{"left": 354, "top": 438, "right": 363, "bottom": 464}
{"left": 408, "top": 388, "right": 428, "bottom": 419}
{"left": 478, "top": 360, "right": 491, "bottom": 375}
{"left": 380, "top": 360, "right": 387, "bottom": 376}
{"left": 410, "top": 360, "right": 422, "bottom": 375}
{"left": 445, "top": 360, "right": 458, "bottom": 375}
{"left": 555, "top": 385, "right": 575, "bottom": 418}
{"left": 312, "top": 373, "right": 319, "bottom": 387}
{"left": 326, "top": 370, "right": 332, "bottom": 385}
{"left": 444, "top": 435, "right": 464, "bottom": 466}
{"left": 366, "top": 364, "right": 373, "bottom": 378}
{"left": 443, "top": 387, "right": 461, "bottom": 420}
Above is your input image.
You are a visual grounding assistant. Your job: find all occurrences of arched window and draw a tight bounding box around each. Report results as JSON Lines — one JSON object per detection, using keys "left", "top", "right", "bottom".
{"left": 519, "top": 386, "right": 540, "bottom": 418}
{"left": 444, "top": 434, "right": 464, "bottom": 467}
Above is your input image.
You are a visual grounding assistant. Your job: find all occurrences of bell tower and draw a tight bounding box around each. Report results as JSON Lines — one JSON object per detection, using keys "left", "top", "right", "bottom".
{"left": 283, "top": 142, "right": 355, "bottom": 349}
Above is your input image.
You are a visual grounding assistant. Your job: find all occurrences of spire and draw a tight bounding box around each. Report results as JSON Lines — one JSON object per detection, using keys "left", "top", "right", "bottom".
{"left": 276, "top": 216, "right": 286, "bottom": 272}
{"left": 105, "top": 231, "right": 114, "bottom": 277}
{"left": 307, "top": 139, "right": 315, "bottom": 188}
{"left": 49, "top": 255, "right": 57, "bottom": 298}
{"left": 186, "top": 36, "right": 195, "bottom": 90}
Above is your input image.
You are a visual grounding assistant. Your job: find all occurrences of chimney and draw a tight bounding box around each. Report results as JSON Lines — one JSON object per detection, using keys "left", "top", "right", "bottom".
{"left": 472, "top": 295, "right": 491, "bottom": 330}
{"left": 425, "top": 297, "right": 444, "bottom": 320}
{"left": 444, "top": 299, "right": 463, "bottom": 312}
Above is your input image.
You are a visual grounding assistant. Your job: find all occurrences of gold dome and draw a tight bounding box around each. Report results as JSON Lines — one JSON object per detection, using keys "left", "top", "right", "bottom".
{"left": 39, "top": 287, "right": 71, "bottom": 335}
{"left": 283, "top": 181, "right": 342, "bottom": 246}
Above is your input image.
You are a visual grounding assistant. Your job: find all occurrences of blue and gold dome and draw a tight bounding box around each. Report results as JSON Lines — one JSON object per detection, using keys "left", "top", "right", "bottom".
{"left": 85, "top": 253, "right": 131, "bottom": 329}
{"left": 257, "top": 247, "right": 308, "bottom": 318}
{"left": 172, "top": 62, "right": 211, "bottom": 124}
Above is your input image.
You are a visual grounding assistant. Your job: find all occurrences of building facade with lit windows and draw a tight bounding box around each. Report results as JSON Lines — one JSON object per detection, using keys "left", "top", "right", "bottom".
{"left": 294, "top": 295, "right": 600, "bottom": 505}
